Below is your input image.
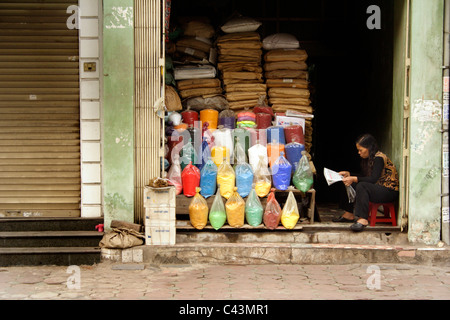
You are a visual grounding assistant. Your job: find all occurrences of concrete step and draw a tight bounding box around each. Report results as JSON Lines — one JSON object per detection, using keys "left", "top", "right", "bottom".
{"left": 0, "top": 247, "right": 101, "bottom": 267}
{"left": 0, "top": 217, "right": 103, "bottom": 232}
{"left": 102, "top": 242, "right": 450, "bottom": 267}
{"left": 174, "top": 221, "right": 407, "bottom": 246}
{"left": 102, "top": 218, "right": 448, "bottom": 266}
{"left": 0, "top": 217, "right": 104, "bottom": 266}
{"left": 0, "top": 231, "right": 103, "bottom": 248}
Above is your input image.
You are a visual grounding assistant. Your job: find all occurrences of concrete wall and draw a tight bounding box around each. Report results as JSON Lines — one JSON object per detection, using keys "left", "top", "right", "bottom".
{"left": 408, "top": 0, "right": 444, "bottom": 244}
{"left": 102, "top": 0, "right": 135, "bottom": 230}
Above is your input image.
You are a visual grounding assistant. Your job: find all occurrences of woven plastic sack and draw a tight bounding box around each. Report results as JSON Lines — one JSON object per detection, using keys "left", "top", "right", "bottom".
{"left": 245, "top": 188, "right": 264, "bottom": 227}
{"left": 281, "top": 191, "right": 300, "bottom": 229}
{"left": 188, "top": 187, "right": 209, "bottom": 230}
{"left": 181, "top": 161, "right": 200, "bottom": 197}
{"left": 225, "top": 187, "right": 245, "bottom": 228}
{"left": 167, "top": 157, "right": 183, "bottom": 195}
{"left": 271, "top": 152, "right": 292, "bottom": 191}
{"left": 221, "top": 16, "right": 262, "bottom": 33}
{"left": 209, "top": 187, "right": 227, "bottom": 230}
{"left": 292, "top": 152, "right": 314, "bottom": 193}
{"left": 253, "top": 155, "right": 272, "bottom": 198}
{"left": 217, "top": 160, "right": 235, "bottom": 199}
{"left": 262, "top": 33, "right": 300, "bottom": 50}
{"left": 200, "top": 159, "right": 217, "bottom": 199}
{"left": 263, "top": 189, "right": 281, "bottom": 230}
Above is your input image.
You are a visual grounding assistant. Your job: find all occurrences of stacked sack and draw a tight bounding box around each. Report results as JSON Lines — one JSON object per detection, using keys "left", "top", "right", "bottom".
{"left": 171, "top": 18, "right": 228, "bottom": 113}
{"left": 262, "top": 33, "right": 313, "bottom": 152}
{"left": 216, "top": 16, "right": 267, "bottom": 115}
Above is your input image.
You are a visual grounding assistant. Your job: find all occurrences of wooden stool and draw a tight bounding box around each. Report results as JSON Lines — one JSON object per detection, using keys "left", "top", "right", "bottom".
{"left": 368, "top": 202, "right": 397, "bottom": 226}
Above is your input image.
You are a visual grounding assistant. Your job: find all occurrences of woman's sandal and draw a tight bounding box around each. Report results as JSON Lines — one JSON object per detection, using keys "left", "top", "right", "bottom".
{"left": 350, "top": 222, "right": 368, "bottom": 232}
{"left": 332, "top": 216, "right": 355, "bottom": 223}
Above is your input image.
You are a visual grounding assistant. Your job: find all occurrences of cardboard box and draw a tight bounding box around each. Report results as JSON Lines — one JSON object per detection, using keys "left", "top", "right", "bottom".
{"left": 145, "top": 223, "right": 176, "bottom": 245}
{"left": 145, "top": 206, "right": 176, "bottom": 225}
{"left": 144, "top": 186, "right": 176, "bottom": 207}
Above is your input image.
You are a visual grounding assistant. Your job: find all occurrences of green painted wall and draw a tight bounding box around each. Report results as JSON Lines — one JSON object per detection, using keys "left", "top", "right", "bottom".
{"left": 391, "top": 0, "right": 407, "bottom": 171}
{"left": 408, "top": 0, "right": 444, "bottom": 244}
{"left": 390, "top": 0, "right": 408, "bottom": 230}
{"left": 102, "top": 0, "right": 135, "bottom": 231}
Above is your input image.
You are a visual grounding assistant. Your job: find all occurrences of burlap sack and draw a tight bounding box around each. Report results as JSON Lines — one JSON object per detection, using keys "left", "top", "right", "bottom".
{"left": 218, "top": 61, "right": 260, "bottom": 71}
{"left": 269, "top": 87, "right": 311, "bottom": 99}
{"left": 266, "top": 78, "right": 309, "bottom": 89}
{"left": 177, "top": 78, "right": 221, "bottom": 91}
{"left": 183, "top": 20, "right": 215, "bottom": 38}
{"left": 222, "top": 78, "right": 264, "bottom": 86}
{"left": 99, "top": 228, "right": 144, "bottom": 249}
{"left": 222, "top": 71, "right": 263, "bottom": 81}
{"left": 225, "top": 83, "right": 267, "bottom": 93}
{"left": 165, "top": 85, "right": 182, "bottom": 111}
{"left": 264, "top": 49, "right": 308, "bottom": 62}
{"left": 219, "top": 48, "right": 262, "bottom": 58}
{"left": 271, "top": 104, "right": 313, "bottom": 114}
{"left": 226, "top": 91, "right": 266, "bottom": 102}
{"left": 228, "top": 99, "right": 260, "bottom": 110}
{"left": 179, "top": 87, "right": 223, "bottom": 99}
{"left": 264, "top": 61, "right": 308, "bottom": 72}
{"left": 219, "top": 55, "right": 262, "bottom": 63}
{"left": 270, "top": 98, "right": 311, "bottom": 107}
{"left": 177, "top": 37, "right": 212, "bottom": 53}
{"left": 265, "top": 69, "right": 308, "bottom": 79}
{"left": 176, "top": 46, "right": 208, "bottom": 60}
{"left": 220, "top": 64, "right": 263, "bottom": 73}
{"left": 217, "top": 32, "right": 261, "bottom": 43}
{"left": 217, "top": 40, "right": 262, "bottom": 50}
{"left": 183, "top": 95, "right": 229, "bottom": 112}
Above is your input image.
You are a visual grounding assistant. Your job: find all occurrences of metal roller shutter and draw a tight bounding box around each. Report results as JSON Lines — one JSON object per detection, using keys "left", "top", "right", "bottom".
{"left": 0, "top": 0, "right": 80, "bottom": 217}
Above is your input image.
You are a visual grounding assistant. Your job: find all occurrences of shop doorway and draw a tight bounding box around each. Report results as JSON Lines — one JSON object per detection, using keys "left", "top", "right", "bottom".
{"left": 167, "top": 0, "right": 396, "bottom": 211}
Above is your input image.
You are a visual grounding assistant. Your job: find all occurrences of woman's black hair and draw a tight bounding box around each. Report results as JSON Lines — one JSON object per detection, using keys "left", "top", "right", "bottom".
{"left": 356, "top": 134, "right": 379, "bottom": 176}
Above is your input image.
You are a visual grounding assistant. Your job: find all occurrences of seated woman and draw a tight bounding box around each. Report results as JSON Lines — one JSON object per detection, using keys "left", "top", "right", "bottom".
{"left": 333, "top": 134, "right": 399, "bottom": 232}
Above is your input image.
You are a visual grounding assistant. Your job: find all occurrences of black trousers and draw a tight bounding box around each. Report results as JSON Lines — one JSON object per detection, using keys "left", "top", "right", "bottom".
{"left": 339, "top": 182, "right": 399, "bottom": 220}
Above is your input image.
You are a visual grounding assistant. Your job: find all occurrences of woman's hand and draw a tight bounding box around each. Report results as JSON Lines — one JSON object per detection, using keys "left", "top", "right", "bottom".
{"left": 342, "top": 176, "right": 357, "bottom": 186}
{"left": 339, "top": 171, "right": 350, "bottom": 178}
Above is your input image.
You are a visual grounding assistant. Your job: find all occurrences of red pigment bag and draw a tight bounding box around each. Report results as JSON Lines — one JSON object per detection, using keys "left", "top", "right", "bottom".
{"left": 181, "top": 161, "right": 200, "bottom": 197}
{"left": 263, "top": 189, "right": 282, "bottom": 230}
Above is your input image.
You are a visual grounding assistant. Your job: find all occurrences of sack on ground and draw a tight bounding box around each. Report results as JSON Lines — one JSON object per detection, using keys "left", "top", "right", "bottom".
{"left": 99, "top": 228, "right": 144, "bottom": 249}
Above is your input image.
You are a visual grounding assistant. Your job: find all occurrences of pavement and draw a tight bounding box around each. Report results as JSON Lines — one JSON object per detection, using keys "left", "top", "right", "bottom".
{"left": 0, "top": 261, "right": 449, "bottom": 302}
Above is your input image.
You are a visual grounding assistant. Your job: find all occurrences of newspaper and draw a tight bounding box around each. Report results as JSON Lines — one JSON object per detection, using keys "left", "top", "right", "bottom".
{"left": 324, "top": 168, "right": 343, "bottom": 186}
{"left": 323, "top": 168, "right": 356, "bottom": 203}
